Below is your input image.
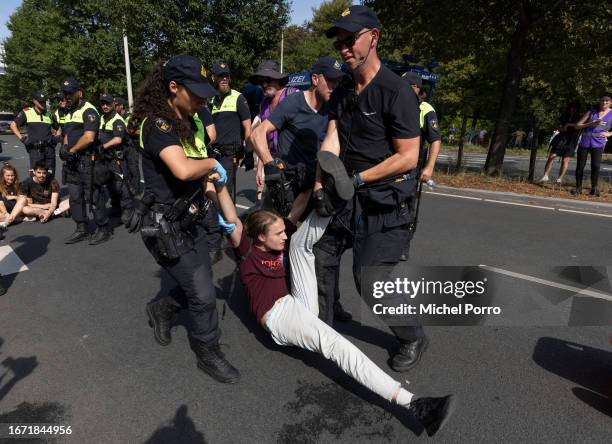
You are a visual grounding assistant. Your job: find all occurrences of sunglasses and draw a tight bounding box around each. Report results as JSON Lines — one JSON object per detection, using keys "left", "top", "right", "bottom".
{"left": 333, "top": 29, "right": 372, "bottom": 51}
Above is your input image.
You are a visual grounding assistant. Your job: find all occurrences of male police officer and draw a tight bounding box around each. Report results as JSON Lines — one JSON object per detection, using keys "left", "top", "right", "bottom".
{"left": 59, "top": 78, "right": 111, "bottom": 245}
{"left": 98, "top": 93, "right": 133, "bottom": 223}
{"left": 54, "top": 92, "right": 68, "bottom": 129}
{"left": 399, "top": 72, "right": 442, "bottom": 261}
{"left": 116, "top": 97, "right": 143, "bottom": 196}
{"left": 209, "top": 62, "right": 252, "bottom": 200}
{"left": 314, "top": 6, "right": 426, "bottom": 372}
{"left": 10, "top": 92, "right": 59, "bottom": 177}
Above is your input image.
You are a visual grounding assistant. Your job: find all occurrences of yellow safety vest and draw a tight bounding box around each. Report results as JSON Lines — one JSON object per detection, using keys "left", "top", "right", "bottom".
{"left": 419, "top": 101, "right": 435, "bottom": 129}
{"left": 54, "top": 109, "right": 66, "bottom": 125}
{"left": 139, "top": 116, "right": 207, "bottom": 159}
{"left": 23, "top": 108, "right": 53, "bottom": 125}
{"left": 100, "top": 112, "right": 125, "bottom": 132}
{"left": 210, "top": 89, "right": 241, "bottom": 115}
{"left": 65, "top": 101, "right": 98, "bottom": 124}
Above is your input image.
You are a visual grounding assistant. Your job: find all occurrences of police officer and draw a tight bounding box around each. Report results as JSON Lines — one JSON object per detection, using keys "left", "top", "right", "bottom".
{"left": 59, "top": 78, "right": 111, "bottom": 245}
{"left": 399, "top": 72, "right": 442, "bottom": 261}
{"left": 314, "top": 6, "right": 426, "bottom": 372}
{"left": 209, "top": 62, "right": 252, "bottom": 200}
{"left": 116, "top": 97, "right": 143, "bottom": 196}
{"left": 98, "top": 93, "right": 133, "bottom": 223}
{"left": 131, "top": 55, "right": 239, "bottom": 383}
{"left": 54, "top": 92, "right": 68, "bottom": 130}
{"left": 10, "top": 91, "right": 60, "bottom": 177}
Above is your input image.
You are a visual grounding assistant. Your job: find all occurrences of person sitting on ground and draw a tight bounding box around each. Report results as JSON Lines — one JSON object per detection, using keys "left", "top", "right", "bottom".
{"left": 212, "top": 151, "right": 456, "bottom": 437}
{"left": 0, "top": 164, "right": 27, "bottom": 225}
{"left": 20, "top": 161, "right": 60, "bottom": 223}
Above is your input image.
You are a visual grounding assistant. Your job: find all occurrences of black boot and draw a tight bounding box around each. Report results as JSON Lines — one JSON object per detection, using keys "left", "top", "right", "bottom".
{"left": 65, "top": 223, "right": 89, "bottom": 244}
{"left": 89, "top": 227, "right": 112, "bottom": 245}
{"left": 409, "top": 395, "right": 457, "bottom": 436}
{"left": 146, "top": 300, "right": 177, "bottom": 346}
{"left": 390, "top": 337, "right": 428, "bottom": 372}
{"left": 333, "top": 301, "right": 352, "bottom": 322}
{"left": 317, "top": 151, "right": 354, "bottom": 200}
{"left": 194, "top": 342, "right": 240, "bottom": 384}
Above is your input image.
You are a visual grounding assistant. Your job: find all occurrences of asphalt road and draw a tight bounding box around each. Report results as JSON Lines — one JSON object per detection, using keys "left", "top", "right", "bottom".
{"left": 0, "top": 135, "right": 611, "bottom": 443}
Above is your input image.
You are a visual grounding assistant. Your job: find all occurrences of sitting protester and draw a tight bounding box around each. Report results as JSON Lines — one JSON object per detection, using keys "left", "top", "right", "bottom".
{"left": 21, "top": 161, "right": 60, "bottom": 223}
{"left": 212, "top": 152, "right": 456, "bottom": 437}
{"left": 0, "top": 163, "right": 27, "bottom": 225}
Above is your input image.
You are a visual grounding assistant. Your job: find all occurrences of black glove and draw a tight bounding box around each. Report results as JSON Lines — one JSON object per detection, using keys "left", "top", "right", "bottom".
{"left": 59, "top": 144, "right": 75, "bottom": 162}
{"left": 125, "top": 196, "right": 153, "bottom": 233}
{"left": 241, "top": 151, "right": 255, "bottom": 171}
{"left": 264, "top": 158, "right": 285, "bottom": 183}
{"left": 20, "top": 135, "right": 29, "bottom": 145}
{"left": 313, "top": 188, "right": 335, "bottom": 217}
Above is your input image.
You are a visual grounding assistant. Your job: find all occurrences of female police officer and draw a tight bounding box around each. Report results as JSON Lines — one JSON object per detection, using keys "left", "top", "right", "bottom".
{"left": 131, "top": 55, "right": 240, "bottom": 383}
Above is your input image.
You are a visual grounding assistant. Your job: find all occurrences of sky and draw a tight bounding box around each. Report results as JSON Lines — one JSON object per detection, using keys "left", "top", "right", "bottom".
{"left": 0, "top": 0, "right": 329, "bottom": 42}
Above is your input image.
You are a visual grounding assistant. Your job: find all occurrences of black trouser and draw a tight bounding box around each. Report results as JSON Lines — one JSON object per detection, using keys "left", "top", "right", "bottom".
{"left": 213, "top": 146, "right": 237, "bottom": 200}
{"left": 27, "top": 144, "right": 56, "bottom": 178}
{"left": 106, "top": 159, "right": 134, "bottom": 212}
{"left": 576, "top": 147, "right": 603, "bottom": 189}
{"left": 313, "top": 192, "right": 425, "bottom": 343}
{"left": 203, "top": 204, "right": 222, "bottom": 252}
{"left": 63, "top": 157, "right": 108, "bottom": 230}
{"left": 145, "top": 224, "right": 220, "bottom": 346}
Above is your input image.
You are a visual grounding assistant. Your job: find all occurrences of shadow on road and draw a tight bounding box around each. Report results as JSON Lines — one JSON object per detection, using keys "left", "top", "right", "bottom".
{"left": 1, "top": 235, "right": 50, "bottom": 290}
{"left": 0, "top": 337, "right": 39, "bottom": 402}
{"left": 144, "top": 405, "right": 206, "bottom": 444}
{"left": 533, "top": 337, "right": 612, "bottom": 417}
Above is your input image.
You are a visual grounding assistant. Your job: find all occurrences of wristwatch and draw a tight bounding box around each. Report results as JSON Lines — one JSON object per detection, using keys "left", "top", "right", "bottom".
{"left": 353, "top": 173, "right": 365, "bottom": 188}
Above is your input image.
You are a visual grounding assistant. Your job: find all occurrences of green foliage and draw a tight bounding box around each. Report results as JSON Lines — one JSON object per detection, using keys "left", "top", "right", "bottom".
{"left": 0, "top": 0, "right": 290, "bottom": 111}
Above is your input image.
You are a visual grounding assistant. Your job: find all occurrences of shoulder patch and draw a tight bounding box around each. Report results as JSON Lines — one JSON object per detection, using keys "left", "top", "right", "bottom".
{"left": 155, "top": 117, "right": 172, "bottom": 133}
{"left": 87, "top": 113, "right": 97, "bottom": 122}
{"left": 430, "top": 120, "right": 439, "bottom": 130}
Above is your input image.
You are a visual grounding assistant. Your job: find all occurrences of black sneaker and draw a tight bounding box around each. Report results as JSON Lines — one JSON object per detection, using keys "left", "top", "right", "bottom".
{"left": 195, "top": 344, "right": 240, "bottom": 384}
{"left": 146, "top": 301, "right": 177, "bottom": 346}
{"left": 390, "top": 337, "right": 428, "bottom": 372}
{"left": 317, "top": 151, "right": 354, "bottom": 200}
{"left": 89, "top": 229, "right": 112, "bottom": 245}
{"left": 409, "top": 395, "right": 457, "bottom": 437}
{"left": 65, "top": 225, "right": 89, "bottom": 244}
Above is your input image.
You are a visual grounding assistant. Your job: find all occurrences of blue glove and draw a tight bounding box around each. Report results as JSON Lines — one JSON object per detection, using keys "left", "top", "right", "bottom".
{"left": 212, "top": 160, "right": 228, "bottom": 186}
{"left": 217, "top": 213, "right": 236, "bottom": 235}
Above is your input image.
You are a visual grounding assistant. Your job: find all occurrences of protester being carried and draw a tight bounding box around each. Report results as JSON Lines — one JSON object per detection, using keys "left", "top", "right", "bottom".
{"left": 0, "top": 164, "right": 27, "bottom": 225}
{"left": 212, "top": 151, "right": 456, "bottom": 437}
{"left": 21, "top": 161, "right": 60, "bottom": 223}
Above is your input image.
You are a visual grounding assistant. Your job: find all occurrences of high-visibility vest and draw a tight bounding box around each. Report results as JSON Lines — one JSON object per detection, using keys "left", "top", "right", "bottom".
{"left": 100, "top": 112, "right": 125, "bottom": 133}
{"left": 139, "top": 116, "right": 207, "bottom": 159}
{"left": 54, "top": 109, "right": 66, "bottom": 125}
{"left": 65, "top": 101, "right": 98, "bottom": 124}
{"left": 210, "top": 89, "right": 241, "bottom": 115}
{"left": 23, "top": 107, "right": 53, "bottom": 125}
{"left": 419, "top": 101, "right": 435, "bottom": 129}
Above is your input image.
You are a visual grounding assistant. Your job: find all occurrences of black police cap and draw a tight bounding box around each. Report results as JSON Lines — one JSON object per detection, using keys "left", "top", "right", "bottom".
{"left": 32, "top": 91, "right": 46, "bottom": 103}
{"left": 60, "top": 78, "right": 81, "bottom": 93}
{"left": 115, "top": 97, "right": 128, "bottom": 106}
{"left": 326, "top": 5, "right": 381, "bottom": 38}
{"left": 100, "top": 93, "right": 114, "bottom": 103}
{"left": 311, "top": 57, "right": 344, "bottom": 79}
{"left": 163, "top": 55, "right": 217, "bottom": 99}
{"left": 211, "top": 62, "right": 231, "bottom": 76}
{"left": 402, "top": 72, "right": 422, "bottom": 88}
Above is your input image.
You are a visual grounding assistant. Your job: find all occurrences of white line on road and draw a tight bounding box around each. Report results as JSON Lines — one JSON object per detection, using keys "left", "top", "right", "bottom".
{"left": 0, "top": 245, "right": 29, "bottom": 274}
{"left": 479, "top": 265, "right": 612, "bottom": 302}
{"left": 482, "top": 199, "right": 555, "bottom": 210}
{"left": 558, "top": 208, "right": 612, "bottom": 218}
{"left": 426, "top": 191, "right": 481, "bottom": 200}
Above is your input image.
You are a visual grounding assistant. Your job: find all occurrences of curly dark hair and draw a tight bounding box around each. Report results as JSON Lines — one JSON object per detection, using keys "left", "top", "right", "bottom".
{"left": 133, "top": 61, "right": 194, "bottom": 144}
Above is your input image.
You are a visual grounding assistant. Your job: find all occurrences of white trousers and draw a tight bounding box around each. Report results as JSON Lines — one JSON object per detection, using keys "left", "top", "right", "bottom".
{"left": 263, "top": 211, "right": 401, "bottom": 402}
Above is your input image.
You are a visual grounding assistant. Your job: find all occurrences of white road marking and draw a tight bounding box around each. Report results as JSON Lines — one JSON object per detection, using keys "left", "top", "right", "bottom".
{"left": 0, "top": 245, "right": 29, "bottom": 274}
{"left": 479, "top": 264, "right": 612, "bottom": 302}
{"left": 426, "top": 191, "right": 612, "bottom": 218}
{"left": 236, "top": 204, "right": 251, "bottom": 210}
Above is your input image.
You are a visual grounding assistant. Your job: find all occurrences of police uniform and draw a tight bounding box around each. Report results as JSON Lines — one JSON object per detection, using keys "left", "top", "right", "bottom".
{"left": 137, "top": 55, "right": 239, "bottom": 383}
{"left": 117, "top": 98, "right": 143, "bottom": 195}
{"left": 98, "top": 97, "right": 133, "bottom": 217}
{"left": 60, "top": 79, "right": 109, "bottom": 243}
{"left": 209, "top": 63, "right": 251, "bottom": 199}
{"left": 12, "top": 92, "right": 59, "bottom": 176}
{"left": 315, "top": 7, "right": 424, "bottom": 372}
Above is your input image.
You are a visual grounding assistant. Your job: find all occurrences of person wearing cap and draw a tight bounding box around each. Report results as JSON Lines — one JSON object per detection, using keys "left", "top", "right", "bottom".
{"left": 248, "top": 60, "right": 298, "bottom": 199}
{"left": 54, "top": 92, "right": 68, "bottom": 130}
{"left": 310, "top": 7, "right": 454, "bottom": 431}
{"left": 398, "top": 71, "right": 442, "bottom": 262}
{"left": 59, "top": 78, "right": 110, "bottom": 244}
{"left": 208, "top": 62, "right": 252, "bottom": 201}
{"left": 249, "top": 57, "right": 344, "bottom": 216}
{"left": 97, "top": 93, "right": 133, "bottom": 223}
{"left": 10, "top": 91, "right": 60, "bottom": 177}
{"left": 131, "top": 55, "right": 239, "bottom": 384}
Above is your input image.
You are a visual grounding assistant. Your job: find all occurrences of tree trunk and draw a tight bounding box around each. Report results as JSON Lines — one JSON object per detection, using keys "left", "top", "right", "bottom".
{"left": 484, "top": 3, "right": 531, "bottom": 176}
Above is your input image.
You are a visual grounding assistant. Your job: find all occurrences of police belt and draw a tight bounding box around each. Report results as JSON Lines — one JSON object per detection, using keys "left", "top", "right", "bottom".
{"left": 360, "top": 169, "right": 418, "bottom": 188}
{"left": 210, "top": 142, "right": 241, "bottom": 158}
